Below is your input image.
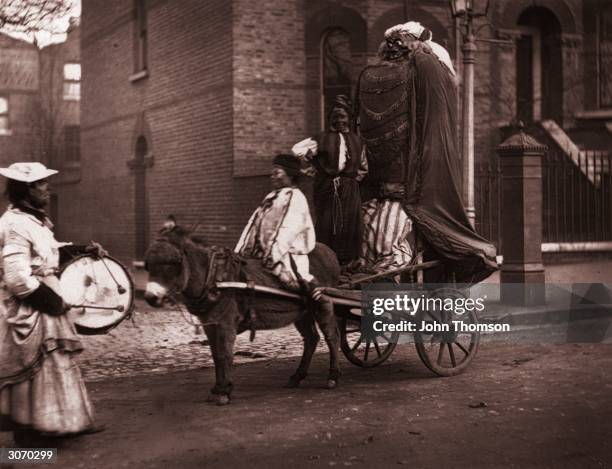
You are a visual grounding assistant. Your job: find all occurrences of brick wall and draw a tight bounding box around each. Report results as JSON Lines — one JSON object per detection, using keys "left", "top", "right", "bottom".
{"left": 48, "top": 11, "right": 260, "bottom": 249}
{"left": 77, "top": 0, "right": 269, "bottom": 264}
{"left": 73, "top": 0, "right": 596, "bottom": 264}
{"left": 232, "top": 0, "right": 307, "bottom": 177}
{"left": 0, "top": 94, "right": 41, "bottom": 162}
{"left": 39, "top": 27, "right": 81, "bottom": 172}
{"left": 0, "top": 35, "right": 41, "bottom": 169}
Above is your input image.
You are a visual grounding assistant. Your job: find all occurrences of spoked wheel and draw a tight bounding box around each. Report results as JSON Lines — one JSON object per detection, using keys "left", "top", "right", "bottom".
{"left": 414, "top": 288, "right": 480, "bottom": 376}
{"left": 339, "top": 310, "right": 399, "bottom": 368}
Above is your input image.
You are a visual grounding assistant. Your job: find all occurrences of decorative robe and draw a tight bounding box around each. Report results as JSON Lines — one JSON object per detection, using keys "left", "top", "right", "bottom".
{"left": 357, "top": 48, "right": 498, "bottom": 283}
{"left": 235, "top": 187, "right": 315, "bottom": 290}
{"left": 403, "top": 49, "right": 497, "bottom": 283}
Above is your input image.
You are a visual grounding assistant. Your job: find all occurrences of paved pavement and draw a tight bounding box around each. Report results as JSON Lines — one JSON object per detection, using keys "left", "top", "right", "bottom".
{"left": 76, "top": 300, "right": 307, "bottom": 382}
{"left": 77, "top": 257, "right": 612, "bottom": 383}
{"left": 485, "top": 256, "right": 612, "bottom": 285}
{"left": 77, "top": 298, "right": 612, "bottom": 383}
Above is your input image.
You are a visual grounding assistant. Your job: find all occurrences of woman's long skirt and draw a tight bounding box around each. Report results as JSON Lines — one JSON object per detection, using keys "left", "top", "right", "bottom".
{"left": 313, "top": 175, "right": 362, "bottom": 265}
{"left": 0, "top": 311, "right": 95, "bottom": 435}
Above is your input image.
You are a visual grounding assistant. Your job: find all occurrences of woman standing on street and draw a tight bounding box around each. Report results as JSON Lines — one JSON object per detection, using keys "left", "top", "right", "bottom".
{"left": 0, "top": 162, "right": 102, "bottom": 446}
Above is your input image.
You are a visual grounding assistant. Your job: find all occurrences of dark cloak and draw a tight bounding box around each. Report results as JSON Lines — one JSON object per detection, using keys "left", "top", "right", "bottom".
{"left": 402, "top": 49, "right": 498, "bottom": 283}
{"left": 313, "top": 131, "right": 363, "bottom": 264}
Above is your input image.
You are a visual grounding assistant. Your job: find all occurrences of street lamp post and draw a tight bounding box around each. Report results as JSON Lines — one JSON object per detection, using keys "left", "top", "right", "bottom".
{"left": 450, "top": 0, "right": 490, "bottom": 228}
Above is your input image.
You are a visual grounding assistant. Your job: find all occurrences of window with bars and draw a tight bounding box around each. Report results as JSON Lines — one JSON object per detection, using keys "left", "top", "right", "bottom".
{"left": 63, "top": 63, "right": 81, "bottom": 101}
{"left": 134, "top": 0, "right": 148, "bottom": 74}
{"left": 64, "top": 125, "right": 80, "bottom": 162}
{"left": 0, "top": 96, "right": 9, "bottom": 133}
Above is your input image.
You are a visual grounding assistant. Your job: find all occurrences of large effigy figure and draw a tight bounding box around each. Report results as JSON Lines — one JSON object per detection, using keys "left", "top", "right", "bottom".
{"left": 356, "top": 21, "right": 497, "bottom": 283}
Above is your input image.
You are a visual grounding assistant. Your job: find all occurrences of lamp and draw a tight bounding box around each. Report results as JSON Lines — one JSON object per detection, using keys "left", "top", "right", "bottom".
{"left": 449, "top": 0, "right": 490, "bottom": 18}
{"left": 449, "top": 0, "right": 490, "bottom": 228}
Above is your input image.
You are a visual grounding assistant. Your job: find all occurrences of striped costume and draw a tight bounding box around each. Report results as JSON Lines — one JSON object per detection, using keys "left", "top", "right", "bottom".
{"left": 358, "top": 199, "right": 414, "bottom": 274}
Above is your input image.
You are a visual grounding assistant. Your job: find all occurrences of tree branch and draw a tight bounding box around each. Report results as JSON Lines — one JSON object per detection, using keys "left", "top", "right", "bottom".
{"left": 0, "top": 0, "right": 74, "bottom": 35}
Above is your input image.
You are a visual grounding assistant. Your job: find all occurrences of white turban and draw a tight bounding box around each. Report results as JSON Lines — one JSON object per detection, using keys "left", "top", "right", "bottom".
{"left": 384, "top": 21, "right": 456, "bottom": 76}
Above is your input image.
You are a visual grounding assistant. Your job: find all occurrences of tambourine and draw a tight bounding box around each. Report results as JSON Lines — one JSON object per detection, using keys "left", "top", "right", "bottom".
{"left": 59, "top": 254, "right": 135, "bottom": 335}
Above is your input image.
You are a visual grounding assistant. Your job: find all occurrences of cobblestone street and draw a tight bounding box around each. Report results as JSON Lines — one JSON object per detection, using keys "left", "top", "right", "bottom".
{"left": 76, "top": 300, "right": 307, "bottom": 382}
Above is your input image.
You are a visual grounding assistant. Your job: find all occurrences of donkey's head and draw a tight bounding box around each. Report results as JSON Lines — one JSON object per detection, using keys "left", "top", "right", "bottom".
{"left": 143, "top": 224, "right": 192, "bottom": 307}
{"left": 144, "top": 215, "right": 211, "bottom": 306}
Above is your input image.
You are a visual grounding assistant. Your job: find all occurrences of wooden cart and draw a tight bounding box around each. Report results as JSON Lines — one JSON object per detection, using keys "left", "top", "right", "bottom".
{"left": 218, "top": 256, "right": 481, "bottom": 377}
{"left": 321, "top": 256, "right": 481, "bottom": 377}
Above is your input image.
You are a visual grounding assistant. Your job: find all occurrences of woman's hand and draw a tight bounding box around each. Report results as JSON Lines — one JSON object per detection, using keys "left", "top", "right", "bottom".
{"left": 24, "top": 283, "right": 68, "bottom": 316}
{"left": 85, "top": 241, "right": 109, "bottom": 259}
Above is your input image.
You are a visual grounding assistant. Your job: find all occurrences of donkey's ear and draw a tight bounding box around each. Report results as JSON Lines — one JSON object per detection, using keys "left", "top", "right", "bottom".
{"left": 159, "top": 215, "right": 178, "bottom": 234}
{"left": 163, "top": 214, "right": 177, "bottom": 230}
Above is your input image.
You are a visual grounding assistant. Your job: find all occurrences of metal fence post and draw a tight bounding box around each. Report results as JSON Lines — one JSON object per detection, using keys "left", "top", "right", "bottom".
{"left": 497, "top": 123, "right": 548, "bottom": 306}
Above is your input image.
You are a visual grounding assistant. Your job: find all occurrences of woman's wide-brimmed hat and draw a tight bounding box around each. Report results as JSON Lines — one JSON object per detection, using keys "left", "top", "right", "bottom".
{"left": 0, "top": 162, "right": 58, "bottom": 183}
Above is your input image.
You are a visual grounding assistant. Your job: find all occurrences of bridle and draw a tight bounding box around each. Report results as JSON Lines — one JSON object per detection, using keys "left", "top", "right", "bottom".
{"left": 146, "top": 238, "right": 191, "bottom": 300}
{"left": 147, "top": 237, "right": 231, "bottom": 309}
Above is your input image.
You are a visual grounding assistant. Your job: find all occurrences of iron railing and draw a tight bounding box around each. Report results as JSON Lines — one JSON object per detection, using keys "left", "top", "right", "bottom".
{"left": 474, "top": 149, "right": 612, "bottom": 254}
{"left": 542, "top": 148, "right": 611, "bottom": 243}
{"left": 475, "top": 161, "right": 502, "bottom": 251}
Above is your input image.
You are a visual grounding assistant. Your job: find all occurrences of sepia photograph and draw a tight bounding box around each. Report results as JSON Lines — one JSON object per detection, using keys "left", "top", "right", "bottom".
{"left": 0, "top": 0, "right": 611, "bottom": 467}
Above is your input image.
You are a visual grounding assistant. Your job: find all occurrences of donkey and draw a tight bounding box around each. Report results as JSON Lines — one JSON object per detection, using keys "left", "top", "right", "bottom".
{"left": 144, "top": 225, "right": 342, "bottom": 405}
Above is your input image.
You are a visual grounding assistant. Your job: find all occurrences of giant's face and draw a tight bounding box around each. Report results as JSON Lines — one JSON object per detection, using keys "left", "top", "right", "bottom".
{"left": 382, "top": 33, "right": 416, "bottom": 61}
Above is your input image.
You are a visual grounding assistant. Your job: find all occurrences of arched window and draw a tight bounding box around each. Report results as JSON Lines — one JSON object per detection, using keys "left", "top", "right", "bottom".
{"left": 321, "top": 28, "right": 353, "bottom": 129}
{"left": 135, "top": 135, "right": 147, "bottom": 160}
{"left": 516, "top": 7, "right": 563, "bottom": 123}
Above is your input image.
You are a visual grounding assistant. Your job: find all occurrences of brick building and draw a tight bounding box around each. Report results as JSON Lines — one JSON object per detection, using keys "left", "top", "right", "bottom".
{"left": 0, "top": 24, "right": 81, "bottom": 221}
{"left": 0, "top": 33, "right": 41, "bottom": 172}
{"left": 74, "top": 0, "right": 611, "bottom": 266}
{"left": 39, "top": 20, "right": 82, "bottom": 228}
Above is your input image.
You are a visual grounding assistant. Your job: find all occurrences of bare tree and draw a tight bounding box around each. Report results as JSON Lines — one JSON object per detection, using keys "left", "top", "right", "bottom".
{"left": 0, "top": 0, "right": 74, "bottom": 35}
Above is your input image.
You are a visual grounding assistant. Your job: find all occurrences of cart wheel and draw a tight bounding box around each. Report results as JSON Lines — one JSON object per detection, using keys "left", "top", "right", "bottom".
{"left": 414, "top": 288, "right": 480, "bottom": 377}
{"left": 339, "top": 313, "right": 399, "bottom": 368}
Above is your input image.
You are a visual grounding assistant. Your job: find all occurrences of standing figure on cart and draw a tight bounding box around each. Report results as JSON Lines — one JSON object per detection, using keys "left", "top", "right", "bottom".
{"left": 356, "top": 21, "right": 497, "bottom": 282}
{"left": 292, "top": 95, "right": 368, "bottom": 265}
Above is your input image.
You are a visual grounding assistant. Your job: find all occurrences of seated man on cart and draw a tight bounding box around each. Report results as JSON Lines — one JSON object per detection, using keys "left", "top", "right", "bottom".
{"left": 234, "top": 153, "right": 323, "bottom": 299}
{"left": 355, "top": 21, "right": 497, "bottom": 284}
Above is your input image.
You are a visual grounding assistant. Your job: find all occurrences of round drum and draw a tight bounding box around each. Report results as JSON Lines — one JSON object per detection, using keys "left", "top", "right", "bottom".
{"left": 59, "top": 254, "right": 134, "bottom": 335}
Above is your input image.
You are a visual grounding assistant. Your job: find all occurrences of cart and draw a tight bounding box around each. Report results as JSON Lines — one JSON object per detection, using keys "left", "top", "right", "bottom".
{"left": 320, "top": 252, "right": 481, "bottom": 377}
{"left": 216, "top": 251, "right": 481, "bottom": 377}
